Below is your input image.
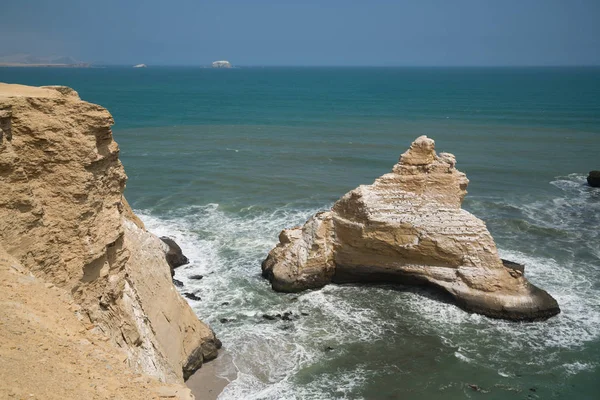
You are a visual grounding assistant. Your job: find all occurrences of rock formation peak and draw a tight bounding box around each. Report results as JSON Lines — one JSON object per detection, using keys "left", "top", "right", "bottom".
{"left": 399, "top": 134, "right": 436, "bottom": 165}
{"left": 262, "top": 136, "right": 560, "bottom": 321}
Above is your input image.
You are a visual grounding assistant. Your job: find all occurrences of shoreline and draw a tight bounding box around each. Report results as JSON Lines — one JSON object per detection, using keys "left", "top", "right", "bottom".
{"left": 0, "top": 63, "right": 91, "bottom": 68}
{"left": 186, "top": 350, "right": 235, "bottom": 400}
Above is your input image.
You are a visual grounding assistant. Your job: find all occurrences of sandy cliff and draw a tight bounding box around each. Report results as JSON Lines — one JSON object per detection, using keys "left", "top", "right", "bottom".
{"left": 0, "top": 83, "right": 220, "bottom": 396}
{"left": 263, "top": 136, "right": 560, "bottom": 321}
{"left": 0, "top": 248, "right": 196, "bottom": 400}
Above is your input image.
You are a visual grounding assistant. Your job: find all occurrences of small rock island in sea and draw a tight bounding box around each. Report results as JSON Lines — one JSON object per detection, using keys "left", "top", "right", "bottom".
{"left": 212, "top": 60, "right": 232, "bottom": 68}
{"left": 262, "top": 136, "right": 560, "bottom": 321}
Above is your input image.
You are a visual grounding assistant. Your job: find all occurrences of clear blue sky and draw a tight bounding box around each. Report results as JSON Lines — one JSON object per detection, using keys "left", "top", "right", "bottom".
{"left": 2, "top": 0, "right": 599, "bottom": 66}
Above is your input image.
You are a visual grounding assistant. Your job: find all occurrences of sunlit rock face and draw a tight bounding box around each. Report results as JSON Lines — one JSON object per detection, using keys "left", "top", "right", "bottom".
{"left": 262, "top": 136, "right": 560, "bottom": 321}
{"left": 0, "top": 83, "right": 220, "bottom": 383}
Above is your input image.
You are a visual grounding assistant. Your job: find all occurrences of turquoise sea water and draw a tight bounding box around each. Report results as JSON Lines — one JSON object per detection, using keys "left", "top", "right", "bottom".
{"left": 2, "top": 67, "right": 599, "bottom": 399}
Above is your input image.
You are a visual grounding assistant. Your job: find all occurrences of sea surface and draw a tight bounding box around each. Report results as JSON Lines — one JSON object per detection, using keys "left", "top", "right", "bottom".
{"left": 2, "top": 66, "right": 599, "bottom": 399}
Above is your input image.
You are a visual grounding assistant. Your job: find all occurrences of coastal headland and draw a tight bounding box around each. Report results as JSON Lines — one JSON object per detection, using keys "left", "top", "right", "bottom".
{"left": 0, "top": 83, "right": 220, "bottom": 399}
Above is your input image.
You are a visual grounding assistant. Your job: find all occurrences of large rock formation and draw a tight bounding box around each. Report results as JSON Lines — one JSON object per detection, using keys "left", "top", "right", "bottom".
{"left": 262, "top": 136, "right": 560, "bottom": 321}
{"left": 0, "top": 83, "right": 220, "bottom": 388}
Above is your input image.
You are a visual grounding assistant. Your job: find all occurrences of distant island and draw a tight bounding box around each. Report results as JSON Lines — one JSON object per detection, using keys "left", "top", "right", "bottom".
{"left": 212, "top": 60, "right": 232, "bottom": 68}
{"left": 133, "top": 64, "right": 147, "bottom": 68}
{"left": 0, "top": 54, "right": 90, "bottom": 68}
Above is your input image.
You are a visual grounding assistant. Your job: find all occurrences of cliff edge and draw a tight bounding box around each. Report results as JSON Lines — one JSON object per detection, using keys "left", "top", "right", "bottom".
{"left": 0, "top": 83, "right": 220, "bottom": 394}
{"left": 262, "top": 136, "right": 560, "bottom": 321}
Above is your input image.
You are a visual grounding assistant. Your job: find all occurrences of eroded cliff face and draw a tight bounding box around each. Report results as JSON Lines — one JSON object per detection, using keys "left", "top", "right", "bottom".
{"left": 263, "top": 136, "right": 560, "bottom": 321}
{"left": 0, "top": 83, "right": 219, "bottom": 384}
{"left": 0, "top": 246, "right": 195, "bottom": 400}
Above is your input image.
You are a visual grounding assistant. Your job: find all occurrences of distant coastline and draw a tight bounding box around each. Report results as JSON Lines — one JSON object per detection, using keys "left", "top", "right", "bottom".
{"left": 0, "top": 54, "right": 91, "bottom": 68}
{"left": 0, "top": 63, "right": 91, "bottom": 68}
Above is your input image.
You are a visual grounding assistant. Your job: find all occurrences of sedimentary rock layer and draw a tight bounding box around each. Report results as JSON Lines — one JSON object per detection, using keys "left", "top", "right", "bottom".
{"left": 0, "top": 83, "right": 219, "bottom": 385}
{"left": 262, "top": 136, "right": 560, "bottom": 321}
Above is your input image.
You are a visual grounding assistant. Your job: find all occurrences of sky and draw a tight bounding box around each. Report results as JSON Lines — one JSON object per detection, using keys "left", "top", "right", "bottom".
{"left": 1, "top": 0, "right": 599, "bottom": 66}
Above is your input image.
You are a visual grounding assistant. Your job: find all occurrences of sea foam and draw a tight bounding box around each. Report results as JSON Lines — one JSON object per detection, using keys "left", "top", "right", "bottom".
{"left": 135, "top": 173, "right": 599, "bottom": 398}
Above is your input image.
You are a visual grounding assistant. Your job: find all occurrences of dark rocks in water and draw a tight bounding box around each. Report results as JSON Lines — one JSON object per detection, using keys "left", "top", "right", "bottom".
{"left": 182, "top": 346, "right": 204, "bottom": 381}
{"left": 324, "top": 346, "right": 335, "bottom": 352}
{"left": 263, "top": 311, "right": 297, "bottom": 321}
{"left": 587, "top": 171, "right": 600, "bottom": 187}
{"left": 182, "top": 337, "right": 222, "bottom": 381}
{"left": 160, "top": 236, "right": 189, "bottom": 277}
{"left": 221, "top": 302, "right": 230, "bottom": 306}
{"left": 467, "top": 384, "right": 489, "bottom": 394}
{"left": 173, "top": 279, "right": 184, "bottom": 288}
{"left": 301, "top": 312, "right": 309, "bottom": 316}
{"left": 501, "top": 259, "right": 525, "bottom": 273}
{"left": 189, "top": 274, "right": 204, "bottom": 280}
{"left": 183, "top": 292, "right": 201, "bottom": 301}
{"left": 220, "top": 318, "right": 230, "bottom": 323}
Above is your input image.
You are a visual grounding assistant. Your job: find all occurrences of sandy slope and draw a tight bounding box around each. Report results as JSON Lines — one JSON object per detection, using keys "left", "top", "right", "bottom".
{"left": 0, "top": 254, "right": 195, "bottom": 399}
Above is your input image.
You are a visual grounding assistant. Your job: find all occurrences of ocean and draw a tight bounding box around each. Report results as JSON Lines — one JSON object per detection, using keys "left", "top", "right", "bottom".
{"left": 2, "top": 66, "right": 599, "bottom": 399}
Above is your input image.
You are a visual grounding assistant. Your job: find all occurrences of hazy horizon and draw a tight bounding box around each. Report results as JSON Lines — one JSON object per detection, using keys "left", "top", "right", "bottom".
{"left": 2, "top": 0, "right": 599, "bottom": 67}
{"left": 76, "top": 64, "right": 600, "bottom": 67}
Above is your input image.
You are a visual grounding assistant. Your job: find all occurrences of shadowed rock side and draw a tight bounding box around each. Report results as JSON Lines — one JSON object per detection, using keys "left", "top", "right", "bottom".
{"left": 262, "top": 136, "right": 560, "bottom": 321}
{"left": 588, "top": 171, "right": 600, "bottom": 187}
{"left": 0, "top": 83, "right": 220, "bottom": 387}
{"left": 161, "top": 236, "right": 190, "bottom": 276}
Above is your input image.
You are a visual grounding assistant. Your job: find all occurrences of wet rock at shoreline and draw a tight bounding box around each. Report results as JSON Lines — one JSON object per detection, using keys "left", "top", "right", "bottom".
{"left": 173, "top": 279, "right": 184, "bottom": 288}
{"left": 183, "top": 292, "right": 201, "bottom": 301}
{"left": 587, "top": 171, "right": 600, "bottom": 187}
{"left": 262, "top": 311, "right": 297, "bottom": 321}
{"left": 160, "top": 237, "right": 190, "bottom": 276}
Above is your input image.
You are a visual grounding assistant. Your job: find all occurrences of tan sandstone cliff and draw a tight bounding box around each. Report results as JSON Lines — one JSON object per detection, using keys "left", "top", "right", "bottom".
{"left": 262, "top": 136, "right": 560, "bottom": 321}
{"left": 0, "top": 83, "right": 220, "bottom": 397}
